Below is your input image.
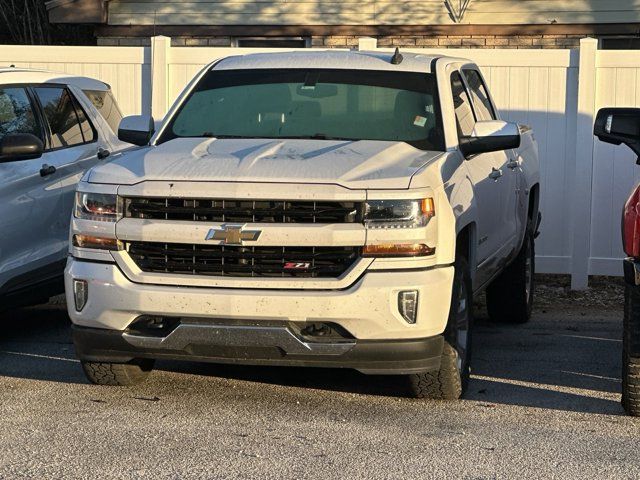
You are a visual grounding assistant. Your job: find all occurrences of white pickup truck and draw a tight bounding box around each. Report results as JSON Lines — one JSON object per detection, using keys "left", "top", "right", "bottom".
{"left": 65, "top": 50, "right": 540, "bottom": 399}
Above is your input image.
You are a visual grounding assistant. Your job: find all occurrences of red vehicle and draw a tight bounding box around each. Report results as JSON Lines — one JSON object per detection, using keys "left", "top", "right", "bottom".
{"left": 594, "top": 108, "right": 640, "bottom": 416}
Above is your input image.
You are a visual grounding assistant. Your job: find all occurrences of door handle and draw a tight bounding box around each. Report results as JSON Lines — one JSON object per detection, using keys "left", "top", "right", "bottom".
{"left": 39, "top": 164, "right": 56, "bottom": 177}
{"left": 97, "top": 147, "right": 110, "bottom": 160}
{"left": 489, "top": 167, "right": 503, "bottom": 181}
{"left": 507, "top": 159, "right": 519, "bottom": 170}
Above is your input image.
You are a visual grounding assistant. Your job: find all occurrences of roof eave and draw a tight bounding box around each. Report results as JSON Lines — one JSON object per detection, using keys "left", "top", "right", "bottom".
{"left": 46, "top": 0, "right": 108, "bottom": 24}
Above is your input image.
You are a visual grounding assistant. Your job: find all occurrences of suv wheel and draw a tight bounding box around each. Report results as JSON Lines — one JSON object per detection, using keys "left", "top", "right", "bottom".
{"left": 408, "top": 256, "right": 472, "bottom": 400}
{"left": 623, "top": 283, "right": 640, "bottom": 416}
{"left": 486, "top": 227, "right": 535, "bottom": 324}
{"left": 81, "top": 359, "right": 154, "bottom": 386}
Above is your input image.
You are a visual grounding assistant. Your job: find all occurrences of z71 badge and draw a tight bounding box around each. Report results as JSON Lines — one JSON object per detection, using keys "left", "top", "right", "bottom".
{"left": 283, "top": 262, "right": 311, "bottom": 270}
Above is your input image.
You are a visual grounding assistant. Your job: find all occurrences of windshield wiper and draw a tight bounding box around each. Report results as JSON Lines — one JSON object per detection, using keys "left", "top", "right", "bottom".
{"left": 285, "top": 133, "right": 355, "bottom": 141}
{"left": 201, "top": 133, "right": 248, "bottom": 139}
{"left": 197, "top": 133, "right": 355, "bottom": 141}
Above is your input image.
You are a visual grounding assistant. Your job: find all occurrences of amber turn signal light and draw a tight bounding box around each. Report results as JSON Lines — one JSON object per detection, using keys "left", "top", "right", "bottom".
{"left": 73, "top": 234, "right": 123, "bottom": 251}
{"left": 421, "top": 198, "right": 436, "bottom": 219}
{"left": 362, "top": 243, "right": 435, "bottom": 257}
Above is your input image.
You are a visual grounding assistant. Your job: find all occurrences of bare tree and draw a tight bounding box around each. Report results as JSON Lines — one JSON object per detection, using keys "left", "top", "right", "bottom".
{"left": 0, "top": 0, "right": 94, "bottom": 45}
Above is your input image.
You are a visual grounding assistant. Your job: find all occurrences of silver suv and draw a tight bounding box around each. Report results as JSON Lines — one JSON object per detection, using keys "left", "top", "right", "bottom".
{"left": 0, "top": 68, "right": 129, "bottom": 309}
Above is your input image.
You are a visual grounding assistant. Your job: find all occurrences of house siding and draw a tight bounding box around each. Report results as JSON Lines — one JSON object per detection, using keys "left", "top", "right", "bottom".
{"left": 107, "top": 0, "right": 640, "bottom": 26}
{"left": 96, "top": 1, "right": 640, "bottom": 49}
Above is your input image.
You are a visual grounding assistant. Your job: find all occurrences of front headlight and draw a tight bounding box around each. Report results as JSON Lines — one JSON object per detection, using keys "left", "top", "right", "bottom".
{"left": 364, "top": 198, "right": 435, "bottom": 229}
{"left": 74, "top": 192, "right": 121, "bottom": 222}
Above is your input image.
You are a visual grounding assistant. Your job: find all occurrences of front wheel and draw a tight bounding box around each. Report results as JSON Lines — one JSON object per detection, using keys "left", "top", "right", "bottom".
{"left": 486, "top": 228, "right": 535, "bottom": 324}
{"left": 407, "top": 256, "right": 472, "bottom": 400}
{"left": 623, "top": 283, "right": 640, "bottom": 416}
{"left": 81, "top": 359, "right": 154, "bottom": 386}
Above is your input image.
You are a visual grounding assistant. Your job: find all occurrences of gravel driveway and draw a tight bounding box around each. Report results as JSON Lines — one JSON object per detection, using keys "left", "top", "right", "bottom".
{"left": 0, "top": 292, "right": 638, "bottom": 479}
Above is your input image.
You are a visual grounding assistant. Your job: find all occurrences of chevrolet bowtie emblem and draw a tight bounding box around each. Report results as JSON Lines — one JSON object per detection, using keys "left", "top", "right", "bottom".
{"left": 205, "top": 224, "right": 262, "bottom": 245}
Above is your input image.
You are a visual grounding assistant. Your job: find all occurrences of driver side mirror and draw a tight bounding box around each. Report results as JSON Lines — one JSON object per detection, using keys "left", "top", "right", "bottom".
{"left": 594, "top": 108, "right": 640, "bottom": 157}
{"left": 459, "top": 120, "right": 521, "bottom": 158}
{"left": 0, "top": 133, "right": 44, "bottom": 162}
{"left": 118, "top": 114, "right": 155, "bottom": 146}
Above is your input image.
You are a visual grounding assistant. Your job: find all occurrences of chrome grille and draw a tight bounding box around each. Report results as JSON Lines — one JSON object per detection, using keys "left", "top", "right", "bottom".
{"left": 126, "top": 242, "right": 360, "bottom": 278}
{"left": 125, "top": 198, "right": 362, "bottom": 224}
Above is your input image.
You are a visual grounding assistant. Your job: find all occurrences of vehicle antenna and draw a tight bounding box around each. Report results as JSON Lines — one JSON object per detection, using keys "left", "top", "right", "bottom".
{"left": 390, "top": 47, "right": 403, "bottom": 65}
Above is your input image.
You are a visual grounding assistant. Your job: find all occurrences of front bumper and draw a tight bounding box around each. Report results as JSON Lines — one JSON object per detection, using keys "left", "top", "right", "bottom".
{"left": 65, "top": 258, "right": 454, "bottom": 340}
{"left": 65, "top": 257, "right": 454, "bottom": 373}
{"left": 72, "top": 324, "right": 444, "bottom": 375}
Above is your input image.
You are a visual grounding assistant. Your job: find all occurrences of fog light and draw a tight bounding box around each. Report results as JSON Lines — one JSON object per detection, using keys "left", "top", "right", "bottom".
{"left": 73, "top": 280, "right": 88, "bottom": 312}
{"left": 398, "top": 290, "right": 418, "bottom": 324}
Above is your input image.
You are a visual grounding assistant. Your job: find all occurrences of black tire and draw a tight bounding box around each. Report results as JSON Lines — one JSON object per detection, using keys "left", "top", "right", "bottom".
{"left": 486, "top": 228, "right": 535, "bottom": 324}
{"left": 622, "top": 283, "right": 640, "bottom": 416}
{"left": 408, "top": 256, "right": 472, "bottom": 400}
{"left": 81, "top": 359, "right": 154, "bottom": 386}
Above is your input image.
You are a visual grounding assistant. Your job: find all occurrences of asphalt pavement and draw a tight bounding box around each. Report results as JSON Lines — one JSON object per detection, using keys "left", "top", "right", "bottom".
{"left": 0, "top": 300, "right": 638, "bottom": 479}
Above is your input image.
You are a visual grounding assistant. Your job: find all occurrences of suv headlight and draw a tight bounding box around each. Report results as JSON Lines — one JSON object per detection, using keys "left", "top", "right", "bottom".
{"left": 364, "top": 199, "right": 435, "bottom": 229}
{"left": 74, "top": 192, "right": 121, "bottom": 222}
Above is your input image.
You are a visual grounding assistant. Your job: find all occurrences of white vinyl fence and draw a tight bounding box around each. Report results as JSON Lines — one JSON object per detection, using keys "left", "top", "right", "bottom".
{"left": 0, "top": 37, "right": 637, "bottom": 289}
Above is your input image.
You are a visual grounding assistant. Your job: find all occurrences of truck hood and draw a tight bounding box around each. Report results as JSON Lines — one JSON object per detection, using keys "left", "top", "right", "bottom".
{"left": 88, "top": 137, "right": 443, "bottom": 189}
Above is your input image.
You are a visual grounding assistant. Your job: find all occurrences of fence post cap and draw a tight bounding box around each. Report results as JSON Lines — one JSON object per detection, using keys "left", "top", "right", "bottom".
{"left": 579, "top": 37, "right": 598, "bottom": 47}
{"left": 358, "top": 37, "right": 377, "bottom": 51}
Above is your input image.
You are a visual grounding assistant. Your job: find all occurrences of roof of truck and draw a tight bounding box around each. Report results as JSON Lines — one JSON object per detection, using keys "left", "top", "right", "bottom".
{"left": 213, "top": 50, "right": 470, "bottom": 74}
{"left": 0, "top": 67, "right": 109, "bottom": 90}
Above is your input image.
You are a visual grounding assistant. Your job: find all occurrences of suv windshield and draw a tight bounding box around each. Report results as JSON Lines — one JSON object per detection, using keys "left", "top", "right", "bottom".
{"left": 159, "top": 68, "right": 444, "bottom": 151}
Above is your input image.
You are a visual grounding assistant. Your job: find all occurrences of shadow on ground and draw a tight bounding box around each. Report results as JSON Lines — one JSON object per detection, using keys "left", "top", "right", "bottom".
{"left": 0, "top": 301, "right": 624, "bottom": 415}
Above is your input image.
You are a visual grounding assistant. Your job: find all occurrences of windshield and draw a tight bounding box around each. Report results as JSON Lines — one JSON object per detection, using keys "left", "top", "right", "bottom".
{"left": 159, "top": 68, "right": 444, "bottom": 151}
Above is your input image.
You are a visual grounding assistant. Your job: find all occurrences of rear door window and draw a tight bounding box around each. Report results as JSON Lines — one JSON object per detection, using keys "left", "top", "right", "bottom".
{"left": 34, "top": 86, "right": 96, "bottom": 149}
{"left": 83, "top": 89, "right": 124, "bottom": 135}
{"left": 0, "top": 87, "right": 41, "bottom": 141}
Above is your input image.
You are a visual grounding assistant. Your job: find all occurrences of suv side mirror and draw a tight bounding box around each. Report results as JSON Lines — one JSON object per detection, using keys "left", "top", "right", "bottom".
{"left": 459, "top": 120, "right": 521, "bottom": 157}
{"left": 0, "top": 133, "right": 44, "bottom": 162}
{"left": 594, "top": 108, "right": 640, "bottom": 157}
{"left": 118, "top": 114, "right": 155, "bottom": 146}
